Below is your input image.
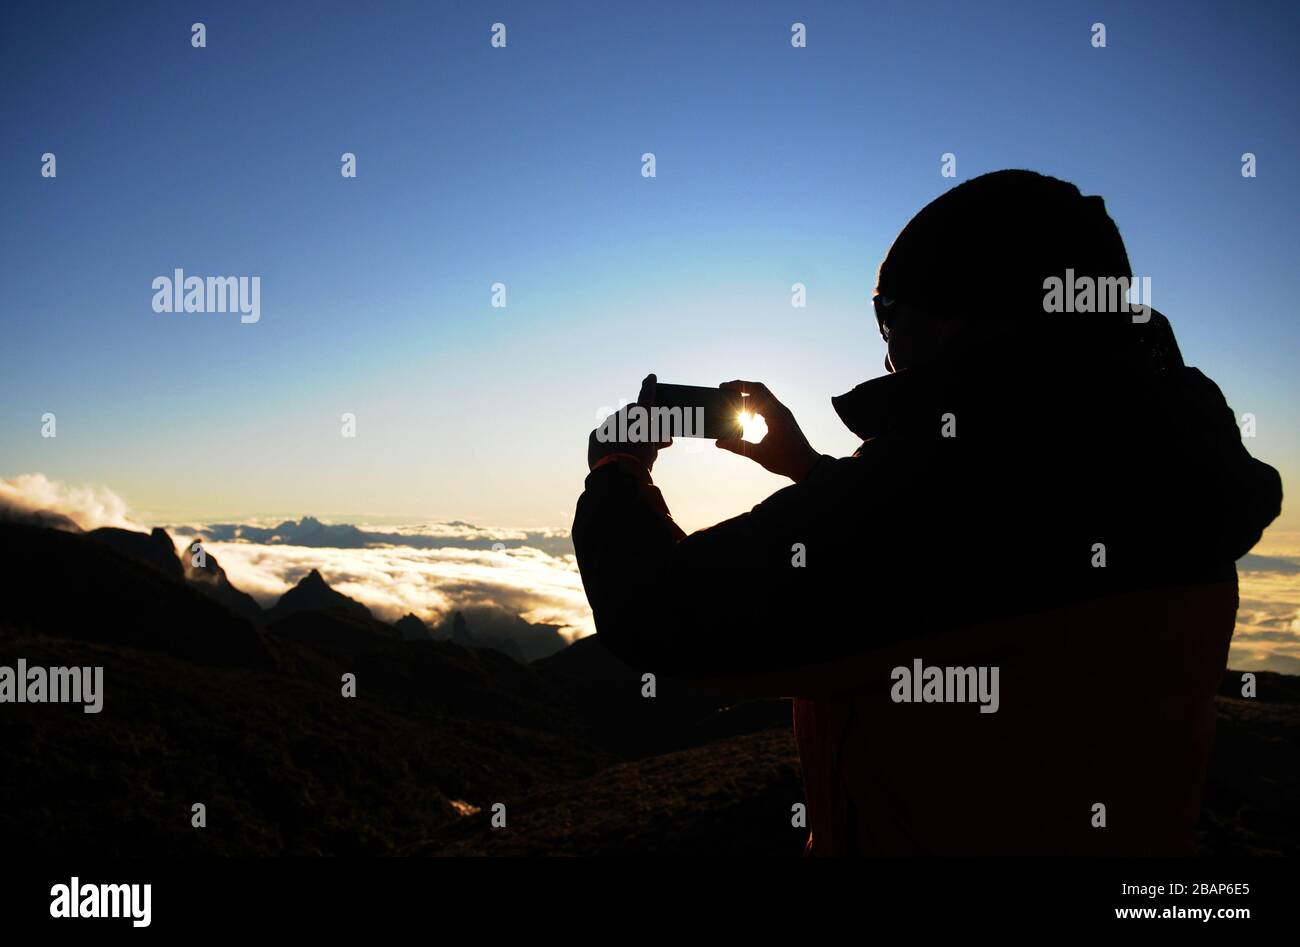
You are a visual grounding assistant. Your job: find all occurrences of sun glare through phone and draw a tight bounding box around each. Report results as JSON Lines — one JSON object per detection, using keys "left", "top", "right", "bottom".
{"left": 739, "top": 410, "right": 767, "bottom": 443}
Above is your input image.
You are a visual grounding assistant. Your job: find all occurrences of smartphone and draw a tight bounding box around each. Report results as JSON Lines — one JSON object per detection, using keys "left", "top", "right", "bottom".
{"left": 652, "top": 383, "right": 746, "bottom": 439}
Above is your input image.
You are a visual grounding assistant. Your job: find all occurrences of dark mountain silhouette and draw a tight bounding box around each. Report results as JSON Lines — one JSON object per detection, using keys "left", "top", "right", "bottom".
{"left": 450, "top": 610, "right": 472, "bottom": 646}
{"left": 0, "top": 503, "right": 82, "bottom": 532}
{"left": 181, "top": 541, "right": 265, "bottom": 626}
{"left": 535, "top": 635, "right": 789, "bottom": 757}
{"left": 89, "top": 526, "right": 268, "bottom": 628}
{"left": 0, "top": 520, "right": 607, "bottom": 854}
{"left": 88, "top": 526, "right": 184, "bottom": 581}
{"left": 394, "top": 613, "right": 433, "bottom": 641}
{"left": 256, "top": 515, "right": 370, "bottom": 547}
{"left": 266, "top": 608, "right": 398, "bottom": 656}
{"left": 55, "top": 515, "right": 565, "bottom": 664}
{"left": 437, "top": 610, "right": 524, "bottom": 662}
{"left": 434, "top": 606, "right": 566, "bottom": 662}
{"left": 0, "top": 521, "right": 275, "bottom": 671}
{"left": 270, "top": 568, "right": 373, "bottom": 622}
{"left": 264, "top": 570, "right": 398, "bottom": 657}
{"left": 168, "top": 515, "right": 373, "bottom": 548}
{"left": 0, "top": 514, "right": 1294, "bottom": 856}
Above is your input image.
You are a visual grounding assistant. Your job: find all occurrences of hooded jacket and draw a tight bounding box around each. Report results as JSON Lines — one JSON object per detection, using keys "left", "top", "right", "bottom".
{"left": 572, "top": 317, "right": 1282, "bottom": 855}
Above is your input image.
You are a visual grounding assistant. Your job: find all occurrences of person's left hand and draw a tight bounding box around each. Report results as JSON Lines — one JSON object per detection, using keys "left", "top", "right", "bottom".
{"left": 588, "top": 374, "right": 673, "bottom": 472}
{"left": 715, "top": 379, "right": 821, "bottom": 482}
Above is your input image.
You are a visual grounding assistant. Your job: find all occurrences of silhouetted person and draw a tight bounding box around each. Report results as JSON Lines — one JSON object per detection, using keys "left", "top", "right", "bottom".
{"left": 574, "top": 170, "right": 1282, "bottom": 855}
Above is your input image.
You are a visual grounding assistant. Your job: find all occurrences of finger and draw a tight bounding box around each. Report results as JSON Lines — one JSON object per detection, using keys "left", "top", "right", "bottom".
{"left": 715, "top": 437, "right": 752, "bottom": 457}
{"left": 721, "top": 379, "right": 774, "bottom": 408}
{"left": 638, "top": 373, "right": 657, "bottom": 407}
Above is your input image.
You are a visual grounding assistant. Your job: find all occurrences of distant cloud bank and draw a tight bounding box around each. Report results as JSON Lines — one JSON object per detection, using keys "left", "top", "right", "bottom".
{"left": 174, "top": 515, "right": 575, "bottom": 558}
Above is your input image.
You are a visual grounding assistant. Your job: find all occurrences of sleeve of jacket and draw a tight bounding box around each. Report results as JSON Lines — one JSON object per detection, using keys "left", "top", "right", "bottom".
{"left": 572, "top": 451, "right": 876, "bottom": 684}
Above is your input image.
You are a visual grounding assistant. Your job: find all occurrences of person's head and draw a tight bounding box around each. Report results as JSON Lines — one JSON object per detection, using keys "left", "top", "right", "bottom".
{"left": 874, "top": 170, "right": 1133, "bottom": 372}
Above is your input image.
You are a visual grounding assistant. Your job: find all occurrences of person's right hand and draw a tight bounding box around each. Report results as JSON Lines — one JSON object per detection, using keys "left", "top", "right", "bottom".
{"left": 715, "top": 380, "right": 821, "bottom": 482}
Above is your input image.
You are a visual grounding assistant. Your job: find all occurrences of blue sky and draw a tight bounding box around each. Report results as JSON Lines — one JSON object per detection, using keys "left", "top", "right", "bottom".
{"left": 2, "top": 0, "right": 1297, "bottom": 531}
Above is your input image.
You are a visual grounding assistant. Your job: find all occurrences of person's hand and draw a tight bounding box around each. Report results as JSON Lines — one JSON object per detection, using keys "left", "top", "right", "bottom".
{"left": 588, "top": 373, "right": 673, "bottom": 472}
{"left": 715, "top": 380, "right": 820, "bottom": 482}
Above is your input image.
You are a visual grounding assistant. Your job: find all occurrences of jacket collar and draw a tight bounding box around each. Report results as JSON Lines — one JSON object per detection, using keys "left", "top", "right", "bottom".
{"left": 831, "top": 340, "right": 1003, "bottom": 441}
{"left": 830, "top": 336, "right": 1097, "bottom": 442}
{"left": 832, "top": 368, "right": 936, "bottom": 441}
{"left": 833, "top": 312, "right": 1187, "bottom": 442}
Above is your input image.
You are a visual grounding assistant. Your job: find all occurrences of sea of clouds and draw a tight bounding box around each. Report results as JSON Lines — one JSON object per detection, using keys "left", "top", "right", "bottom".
{"left": 1231, "top": 533, "right": 1300, "bottom": 675}
{"left": 0, "top": 473, "right": 593, "bottom": 640}
{"left": 2, "top": 473, "right": 1297, "bottom": 671}
{"left": 171, "top": 535, "right": 593, "bottom": 640}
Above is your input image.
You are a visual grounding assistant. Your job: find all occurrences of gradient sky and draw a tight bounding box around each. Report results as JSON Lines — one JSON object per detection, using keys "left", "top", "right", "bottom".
{"left": 2, "top": 0, "right": 1297, "bottom": 533}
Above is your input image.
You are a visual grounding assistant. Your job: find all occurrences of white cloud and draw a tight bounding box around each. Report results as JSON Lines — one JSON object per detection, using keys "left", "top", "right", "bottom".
{"left": 1232, "top": 530, "right": 1300, "bottom": 672}
{"left": 0, "top": 472, "right": 141, "bottom": 531}
{"left": 184, "top": 538, "right": 594, "bottom": 641}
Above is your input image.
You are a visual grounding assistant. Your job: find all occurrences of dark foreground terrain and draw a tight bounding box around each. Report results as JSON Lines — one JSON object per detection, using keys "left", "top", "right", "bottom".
{"left": 0, "top": 519, "right": 1294, "bottom": 856}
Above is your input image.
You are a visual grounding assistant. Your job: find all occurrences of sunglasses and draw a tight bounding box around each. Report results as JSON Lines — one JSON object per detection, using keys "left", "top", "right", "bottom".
{"left": 872, "top": 294, "right": 897, "bottom": 342}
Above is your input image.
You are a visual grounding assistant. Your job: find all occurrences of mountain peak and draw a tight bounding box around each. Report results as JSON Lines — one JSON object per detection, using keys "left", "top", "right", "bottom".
{"left": 394, "top": 613, "right": 432, "bottom": 641}
{"left": 270, "top": 567, "right": 372, "bottom": 623}
{"left": 88, "top": 525, "right": 183, "bottom": 580}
